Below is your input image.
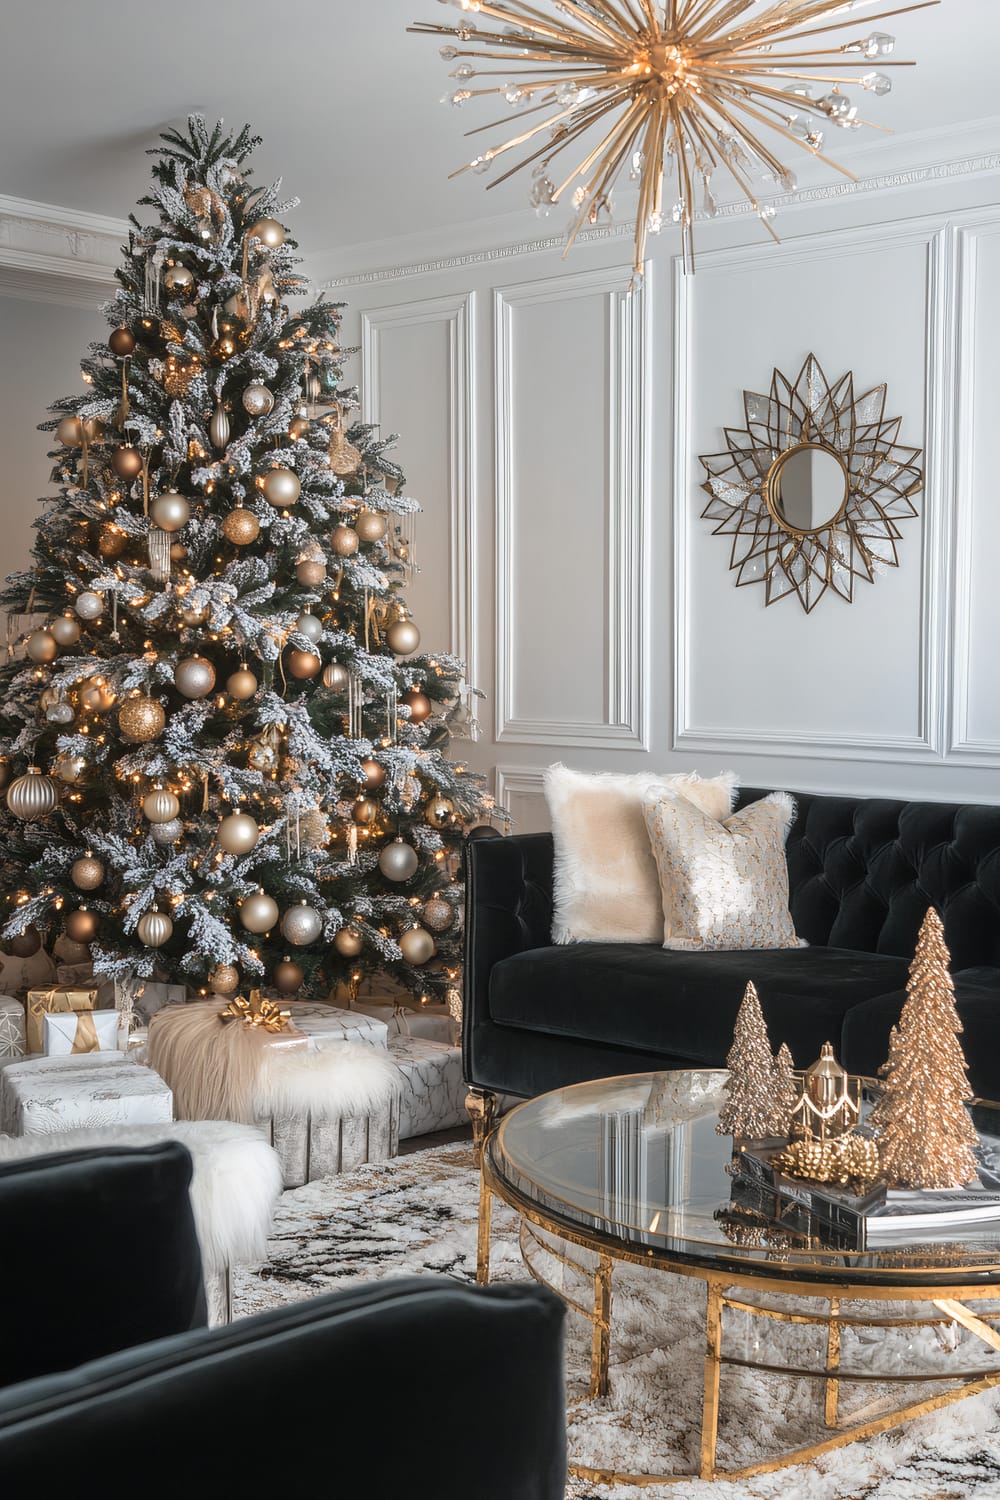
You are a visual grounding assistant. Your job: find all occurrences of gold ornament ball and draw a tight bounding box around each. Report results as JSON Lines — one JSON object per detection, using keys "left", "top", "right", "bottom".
{"left": 331, "top": 524, "right": 359, "bottom": 557}
{"left": 179, "top": 600, "right": 209, "bottom": 627}
{"left": 378, "top": 837, "right": 419, "bottom": 882}
{"left": 108, "top": 326, "right": 135, "bottom": 357}
{"left": 227, "top": 665, "right": 258, "bottom": 700}
{"left": 262, "top": 468, "right": 300, "bottom": 508}
{"left": 422, "top": 897, "right": 454, "bottom": 933}
{"left": 7, "top": 926, "right": 41, "bottom": 957}
{"left": 209, "top": 963, "right": 240, "bottom": 996}
{"left": 355, "top": 509, "right": 388, "bottom": 543}
{"left": 111, "top": 445, "right": 144, "bottom": 480}
{"left": 222, "top": 507, "right": 260, "bottom": 546}
{"left": 334, "top": 926, "right": 363, "bottom": 958}
{"left": 322, "top": 662, "right": 349, "bottom": 692}
{"left": 151, "top": 490, "right": 190, "bottom": 533}
{"left": 53, "top": 753, "right": 87, "bottom": 785}
{"left": 287, "top": 648, "right": 321, "bottom": 680}
{"left": 50, "top": 614, "right": 81, "bottom": 647}
{"left": 402, "top": 688, "right": 432, "bottom": 724}
{"left": 399, "top": 925, "right": 436, "bottom": 965}
{"left": 65, "top": 907, "right": 99, "bottom": 944}
{"left": 386, "top": 618, "right": 421, "bottom": 656}
{"left": 248, "top": 217, "right": 286, "bottom": 249}
{"left": 425, "top": 796, "right": 454, "bottom": 829}
{"left": 242, "top": 382, "right": 274, "bottom": 417}
{"left": 137, "top": 908, "right": 173, "bottom": 948}
{"left": 240, "top": 889, "right": 279, "bottom": 934}
{"left": 119, "top": 696, "right": 166, "bottom": 744}
{"left": 218, "top": 811, "right": 259, "bottom": 856}
{"left": 273, "top": 958, "right": 304, "bottom": 994}
{"left": 359, "top": 757, "right": 385, "bottom": 790}
{"left": 71, "top": 855, "right": 105, "bottom": 891}
{"left": 296, "top": 558, "right": 326, "bottom": 587}
{"left": 98, "top": 524, "right": 127, "bottom": 560}
{"left": 174, "top": 656, "right": 216, "bottom": 699}
{"left": 26, "top": 628, "right": 57, "bottom": 664}
{"left": 75, "top": 591, "right": 103, "bottom": 621}
{"left": 56, "top": 415, "right": 84, "bottom": 447}
{"left": 170, "top": 542, "right": 187, "bottom": 562}
{"left": 289, "top": 416, "right": 310, "bottom": 441}
{"left": 352, "top": 796, "right": 379, "bottom": 827}
{"left": 163, "top": 263, "right": 194, "bottom": 293}
{"left": 143, "top": 787, "right": 180, "bottom": 824}
{"left": 79, "top": 676, "right": 117, "bottom": 713}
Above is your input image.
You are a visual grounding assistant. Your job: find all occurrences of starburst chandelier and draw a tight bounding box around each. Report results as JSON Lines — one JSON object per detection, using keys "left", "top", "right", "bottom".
{"left": 410, "top": 1, "right": 938, "bottom": 279}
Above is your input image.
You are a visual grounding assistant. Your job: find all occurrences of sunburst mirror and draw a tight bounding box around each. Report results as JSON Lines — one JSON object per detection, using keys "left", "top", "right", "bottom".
{"left": 698, "top": 354, "right": 923, "bottom": 613}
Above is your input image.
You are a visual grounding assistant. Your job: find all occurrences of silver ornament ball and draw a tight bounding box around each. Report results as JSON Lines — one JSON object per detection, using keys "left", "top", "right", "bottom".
{"left": 295, "top": 610, "right": 323, "bottom": 643}
{"left": 174, "top": 656, "right": 216, "bottom": 699}
{"left": 240, "top": 889, "right": 279, "bottom": 934}
{"left": 378, "top": 838, "right": 419, "bottom": 882}
{"left": 279, "top": 902, "right": 324, "bottom": 947}
{"left": 75, "top": 592, "right": 103, "bottom": 621}
{"left": 261, "top": 468, "right": 300, "bottom": 508}
{"left": 151, "top": 817, "right": 183, "bottom": 846}
{"left": 242, "top": 382, "right": 275, "bottom": 417}
{"left": 151, "top": 491, "right": 190, "bottom": 533}
{"left": 50, "top": 614, "right": 81, "bottom": 647}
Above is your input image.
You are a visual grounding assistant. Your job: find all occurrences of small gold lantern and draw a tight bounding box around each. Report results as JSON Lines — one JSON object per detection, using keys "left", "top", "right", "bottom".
{"left": 790, "top": 1042, "right": 860, "bottom": 1143}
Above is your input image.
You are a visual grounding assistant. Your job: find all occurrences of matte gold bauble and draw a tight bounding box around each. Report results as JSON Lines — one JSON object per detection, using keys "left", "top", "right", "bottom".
{"left": 242, "top": 382, "right": 274, "bottom": 417}
{"left": 143, "top": 787, "right": 180, "bottom": 824}
{"left": 352, "top": 796, "right": 379, "bottom": 827}
{"left": 109, "top": 326, "right": 135, "bottom": 357}
{"left": 170, "top": 542, "right": 187, "bottom": 562}
{"left": 111, "top": 445, "right": 143, "bottom": 480}
{"left": 333, "top": 926, "right": 363, "bottom": 958}
{"left": 118, "top": 696, "right": 165, "bottom": 743}
{"left": 65, "top": 907, "right": 99, "bottom": 944}
{"left": 322, "top": 662, "right": 349, "bottom": 692}
{"left": 26, "top": 628, "right": 57, "bottom": 664}
{"left": 240, "top": 888, "right": 279, "bottom": 934}
{"left": 261, "top": 468, "right": 300, "bottom": 508}
{"left": 296, "top": 558, "right": 326, "bottom": 587}
{"left": 331, "top": 524, "right": 359, "bottom": 557}
{"left": 223, "top": 506, "right": 260, "bottom": 545}
{"left": 98, "top": 524, "right": 127, "bottom": 559}
{"left": 422, "top": 897, "right": 454, "bottom": 933}
{"left": 289, "top": 416, "right": 310, "bottom": 441}
{"left": 174, "top": 656, "right": 216, "bottom": 699}
{"left": 273, "top": 958, "right": 304, "bottom": 995}
{"left": 287, "top": 648, "right": 321, "bottom": 680}
{"left": 209, "top": 963, "right": 240, "bottom": 996}
{"left": 71, "top": 854, "right": 105, "bottom": 891}
{"left": 386, "top": 618, "right": 421, "bottom": 656}
{"left": 179, "top": 600, "right": 209, "bottom": 627}
{"left": 218, "top": 811, "right": 259, "bottom": 856}
{"left": 226, "top": 665, "right": 258, "bottom": 700}
{"left": 50, "top": 614, "right": 81, "bottom": 647}
{"left": 425, "top": 796, "right": 455, "bottom": 829}
{"left": 402, "top": 688, "right": 432, "bottom": 724}
{"left": 378, "top": 838, "right": 419, "bottom": 882}
{"left": 248, "top": 217, "right": 286, "bottom": 249}
{"left": 53, "top": 753, "right": 86, "bottom": 785}
{"left": 163, "top": 263, "right": 195, "bottom": 293}
{"left": 279, "top": 902, "right": 323, "bottom": 947}
{"left": 137, "top": 908, "right": 173, "bottom": 948}
{"left": 209, "top": 402, "right": 230, "bottom": 451}
{"left": 7, "top": 926, "right": 41, "bottom": 957}
{"left": 355, "top": 509, "right": 388, "bottom": 543}
{"left": 360, "top": 757, "right": 386, "bottom": 790}
{"left": 75, "top": 591, "right": 103, "bottom": 621}
{"left": 79, "top": 676, "right": 117, "bottom": 713}
{"left": 151, "top": 490, "right": 190, "bottom": 533}
{"left": 399, "top": 925, "right": 436, "bottom": 965}
{"left": 56, "top": 415, "right": 84, "bottom": 447}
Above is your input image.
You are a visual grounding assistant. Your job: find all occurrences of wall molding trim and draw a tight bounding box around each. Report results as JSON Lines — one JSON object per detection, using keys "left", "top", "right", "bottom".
{"left": 493, "top": 264, "right": 650, "bottom": 751}
{"left": 0, "top": 194, "right": 125, "bottom": 308}
{"left": 494, "top": 764, "right": 547, "bottom": 818}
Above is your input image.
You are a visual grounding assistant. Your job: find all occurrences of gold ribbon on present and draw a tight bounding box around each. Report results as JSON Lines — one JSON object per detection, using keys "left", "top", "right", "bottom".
{"left": 219, "top": 989, "right": 291, "bottom": 1033}
{"left": 26, "top": 984, "right": 99, "bottom": 1055}
{"left": 69, "top": 1010, "right": 100, "bottom": 1054}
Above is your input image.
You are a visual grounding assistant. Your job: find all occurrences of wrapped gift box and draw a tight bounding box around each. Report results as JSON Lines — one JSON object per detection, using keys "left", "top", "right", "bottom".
{"left": 0, "top": 1053, "right": 173, "bottom": 1136}
{"left": 43, "top": 1008, "right": 120, "bottom": 1056}
{"left": 268, "top": 1000, "right": 390, "bottom": 1055}
{"left": 388, "top": 1036, "right": 467, "bottom": 1140}
{"left": 25, "top": 981, "right": 115, "bottom": 1055}
{"left": 353, "top": 1000, "right": 457, "bottom": 1046}
{"left": 132, "top": 980, "right": 189, "bottom": 1023}
{"left": 0, "top": 995, "right": 26, "bottom": 1060}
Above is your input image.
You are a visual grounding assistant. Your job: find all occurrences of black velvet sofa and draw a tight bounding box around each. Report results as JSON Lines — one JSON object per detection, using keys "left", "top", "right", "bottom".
{"left": 0, "top": 1143, "right": 567, "bottom": 1498}
{"left": 463, "top": 787, "right": 1000, "bottom": 1138}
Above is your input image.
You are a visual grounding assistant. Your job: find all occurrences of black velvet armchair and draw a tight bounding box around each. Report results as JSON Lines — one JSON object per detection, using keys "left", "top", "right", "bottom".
{"left": 462, "top": 787, "right": 1000, "bottom": 1148}
{"left": 0, "top": 1143, "right": 568, "bottom": 1498}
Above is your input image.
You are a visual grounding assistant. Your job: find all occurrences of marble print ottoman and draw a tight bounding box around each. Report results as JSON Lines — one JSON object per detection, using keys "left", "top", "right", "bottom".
{"left": 389, "top": 1036, "right": 466, "bottom": 1140}
{"left": 0, "top": 1053, "right": 174, "bottom": 1136}
{"left": 276, "top": 1001, "right": 389, "bottom": 1054}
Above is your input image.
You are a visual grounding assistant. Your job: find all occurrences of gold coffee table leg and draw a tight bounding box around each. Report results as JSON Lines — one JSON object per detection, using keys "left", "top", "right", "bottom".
{"left": 700, "top": 1278, "right": 724, "bottom": 1480}
{"left": 589, "top": 1254, "right": 613, "bottom": 1398}
{"left": 825, "top": 1296, "right": 841, "bottom": 1427}
{"left": 477, "top": 1175, "right": 493, "bottom": 1285}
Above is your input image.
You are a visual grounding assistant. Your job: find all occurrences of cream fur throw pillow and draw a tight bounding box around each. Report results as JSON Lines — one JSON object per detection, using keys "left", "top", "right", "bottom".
{"left": 641, "top": 790, "right": 805, "bottom": 951}
{"left": 544, "top": 764, "right": 739, "bottom": 944}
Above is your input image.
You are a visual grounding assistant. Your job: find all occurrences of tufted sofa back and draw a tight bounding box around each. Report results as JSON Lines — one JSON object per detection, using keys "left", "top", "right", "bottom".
{"left": 735, "top": 788, "right": 1000, "bottom": 970}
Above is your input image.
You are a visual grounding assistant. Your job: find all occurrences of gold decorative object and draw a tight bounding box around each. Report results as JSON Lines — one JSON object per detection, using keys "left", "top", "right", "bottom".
{"left": 789, "top": 1041, "right": 860, "bottom": 1141}
{"left": 411, "top": 0, "right": 934, "bottom": 281}
{"left": 717, "top": 979, "right": 784, "bottom": 1139}
{"left": 771, "top": 1131, "right": 879, "bottom": 1188}
{"left": 219, "top": 988, "right": 292, "bottom": 1032}
{"left": 699, "top": 353, "right": 923, "bottom": 612}
{"left": 870, "top": 908, "right": 979, "bottom": 1189}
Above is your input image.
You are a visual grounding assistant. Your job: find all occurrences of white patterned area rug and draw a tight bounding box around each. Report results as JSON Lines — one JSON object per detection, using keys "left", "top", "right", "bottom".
{"left": 232, "top": 1143, "right": 1000, "bottom": 1500}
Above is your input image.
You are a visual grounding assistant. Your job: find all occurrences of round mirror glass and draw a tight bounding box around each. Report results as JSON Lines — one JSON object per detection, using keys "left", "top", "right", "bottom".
{"left": 766, "top": 443, "right": 848, "bottom": 534}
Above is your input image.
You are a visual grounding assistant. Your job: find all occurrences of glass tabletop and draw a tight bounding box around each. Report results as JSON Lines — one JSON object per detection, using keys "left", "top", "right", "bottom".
{"left": 486, "top": 1070, "right": 1000, "bottom": 1287}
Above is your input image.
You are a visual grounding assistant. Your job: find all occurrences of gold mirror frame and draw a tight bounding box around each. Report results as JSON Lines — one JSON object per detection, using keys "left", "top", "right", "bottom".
{"left": 764, "top": 443, "right": 849, "bottom": 537}
{"left": 699, "top": 355, "right": 923, "bottom": 614}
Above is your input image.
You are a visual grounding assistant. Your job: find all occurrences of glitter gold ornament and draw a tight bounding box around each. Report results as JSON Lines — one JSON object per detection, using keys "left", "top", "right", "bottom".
{"left": 399, "top": 925, "right": 436, "bottom": 965}
{"left": 261, "top": 468, "right": 300, "bottom": 508}
{"left": 71, "top": 854, "right": 105, "bottom": 891}
{"left": 772, "top": 1132, "right": 880, "bottom": 1187}
{"left": 143, "top": 787, "right": 180, "bottom": 823}
{"left": 223, "top": 506, "right": 260, "bottom": 545}
{"left": 242, "top": 382, "right": 274, "bottom": 417}
{"left": 26, "top": 628, "right": 57, "bottom": 664}
{"left": 209, "top": 963, "right": 240, "bottom": 996}
{"left": 79, "top": 676, "right": 117, "bottom": 713}
{"left": 118, "top": 696, "right": 166, "bottom": 743}
{"left": 422, "top": 897, "right": 454, "bottom": 933}
{"left": 50, "top": 614, "right": 81, "bottom": 647}
{"left": 402, "top": 688, "right": 432, "bottom": 724}
{"left": 331, "top": 524, "right": 359, "bottom": 557}
{"left": 111, "top": 445, "right": 143, "bottom": 480}
{"left": 151, "top": 817, "right": 183, "bottom": 845}
{"left": 248, "top": 217, "right": 285, "bottom": 249}
{"left": 273, "top": 958, "right": 304, "bottom": 994}
{"left": 287, "top": 648, "right": 321, "bottom": 680}
{"left": 137, "top": 908, "right": 173, "bottom": 948}
{"left": 108, "top": 326, "right": 135, "bottom": 357}
{"left": 333, "top": 926, "right": 363, "bottom": 958}
{"left": 65, "top": 907, "right": 98, "bottom": 943}
{"left": 226, "top": 665, "right": 258, "bottom": 700}
{"left": 296, "top": 557, "right": 326, "bottom": 587}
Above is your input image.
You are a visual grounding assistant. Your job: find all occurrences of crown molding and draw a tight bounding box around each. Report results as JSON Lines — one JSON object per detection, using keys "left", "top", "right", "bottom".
{"left": 0, "top": 193, "right": 127, "bottom": 308}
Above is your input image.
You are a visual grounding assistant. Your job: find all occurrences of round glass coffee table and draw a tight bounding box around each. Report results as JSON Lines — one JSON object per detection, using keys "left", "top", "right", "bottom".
{"left": 477, "top": 1069, "right": 1000, "bottom": 1484}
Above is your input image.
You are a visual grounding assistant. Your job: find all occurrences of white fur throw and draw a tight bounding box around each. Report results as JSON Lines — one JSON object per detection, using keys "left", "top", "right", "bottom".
{"left": 0, "top": 1119, "right": 282, "bottom": 1273}
{"left": 147, "top": 1002, "right": 401, "bottom": 1126}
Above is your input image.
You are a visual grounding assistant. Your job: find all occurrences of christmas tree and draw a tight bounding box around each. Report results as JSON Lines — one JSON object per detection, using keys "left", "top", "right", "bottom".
{"left": 874, "top": 908, "right": 979, "bottom": 1190}
{"left": 717, "top": 980, "right": 783, "bottom": 1140}
{"left": 771, "top": 1042, "right": 799, "bottom": 1139}
{"left": 0, "top": 115, "right": 497, "bottom": 1006}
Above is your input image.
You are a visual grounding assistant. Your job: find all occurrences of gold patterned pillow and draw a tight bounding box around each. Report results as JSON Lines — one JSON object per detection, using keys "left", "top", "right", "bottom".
{"left": 641, "top": 791, "right": 805, "bottom": 951}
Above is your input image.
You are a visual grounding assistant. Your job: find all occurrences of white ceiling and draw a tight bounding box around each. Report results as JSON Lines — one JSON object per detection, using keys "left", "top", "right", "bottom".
{"left": 1, "top": 0, "right": 997, "bottom": 258}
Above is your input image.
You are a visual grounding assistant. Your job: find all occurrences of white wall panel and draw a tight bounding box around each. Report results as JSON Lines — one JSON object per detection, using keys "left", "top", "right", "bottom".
{"left": 495, "top": 766, "right": 549, "bottom": 835}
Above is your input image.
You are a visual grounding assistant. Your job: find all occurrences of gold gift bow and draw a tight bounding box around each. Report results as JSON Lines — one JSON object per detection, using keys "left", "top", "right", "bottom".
{"left": 218, "top": 991, "right": 291, "bottom": 1033}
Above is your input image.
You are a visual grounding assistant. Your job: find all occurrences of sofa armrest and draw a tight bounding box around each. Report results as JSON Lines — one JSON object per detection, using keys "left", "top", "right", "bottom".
{"left": 0, "top": 1277, "right": 567, "bottom": 1499}
{"left": 464, "top": 832, "right": 554, "bottom": 1038}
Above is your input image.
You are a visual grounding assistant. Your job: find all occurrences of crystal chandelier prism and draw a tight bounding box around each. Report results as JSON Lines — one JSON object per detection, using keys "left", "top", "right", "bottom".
{"left": 410, "top": 0, "right": 938, "bottom": 280}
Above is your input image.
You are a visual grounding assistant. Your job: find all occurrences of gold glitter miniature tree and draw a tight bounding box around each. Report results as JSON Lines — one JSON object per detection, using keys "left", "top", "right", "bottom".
{"left": 771, "top": 1043, "right": 799, "bottom": 1139}
{"left": 874, "top": 908, "right": 979, "bottom": 1190}
{"left": 717, "top": 980, "right": 783, "bottom": 1140}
